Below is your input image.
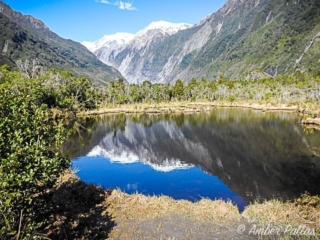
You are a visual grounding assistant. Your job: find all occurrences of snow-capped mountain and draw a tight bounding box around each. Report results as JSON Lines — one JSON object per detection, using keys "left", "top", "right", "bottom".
{"left": 81, "top": 21, "right": 192, "bottom": 83}
{"left": 136, "top": 21, "right": 192, "bottom": 36}
{"left": 82, "top": 32, "right": 134, "bottom": 53}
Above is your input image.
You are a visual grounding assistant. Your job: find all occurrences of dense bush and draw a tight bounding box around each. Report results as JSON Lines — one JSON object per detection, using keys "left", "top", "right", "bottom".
{"left": 0, "top": 86, "right": 70, "bottom": 238}
{"left": 0, "top": 66, "right": 78, "bottom": 238}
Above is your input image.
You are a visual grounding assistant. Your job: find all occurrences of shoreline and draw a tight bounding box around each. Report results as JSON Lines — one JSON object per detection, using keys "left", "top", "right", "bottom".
{"left": 78, "top": 102, "right": 299, "bottom": 115}
{"left": 77, "top": 101, "right": 320, "bottom": 126}
{"left": 46, "top": 171, "right": 320, "bottom": 239}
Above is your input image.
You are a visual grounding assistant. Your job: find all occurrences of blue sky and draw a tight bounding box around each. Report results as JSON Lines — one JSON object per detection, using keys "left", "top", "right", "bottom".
{"left": 1, "top": 0, "right": 227, "bottom": 42}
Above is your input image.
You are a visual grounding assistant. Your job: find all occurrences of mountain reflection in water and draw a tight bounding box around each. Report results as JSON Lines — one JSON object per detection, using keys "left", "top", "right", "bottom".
{"left": 63, "top": 108, "right": 320, "bottom": 208}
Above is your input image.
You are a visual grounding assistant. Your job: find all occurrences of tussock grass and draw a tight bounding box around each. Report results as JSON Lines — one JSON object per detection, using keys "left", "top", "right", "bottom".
{"left": 105, "top": 190, "right": 244, "bottom": 239}
{"left": 105, "top": 189, "right": 241, "bottom": 224}
{"left": 43, "top": 172, "right": 320, "bottom": 239}
{"left": 78, "top": 101, "right": 306, "bottom": 117}
{"left": 243, "top": 195, "right": 320, "bottom": 234}
{"left": 105, "top": 190, "right": 320, "bottom": 238}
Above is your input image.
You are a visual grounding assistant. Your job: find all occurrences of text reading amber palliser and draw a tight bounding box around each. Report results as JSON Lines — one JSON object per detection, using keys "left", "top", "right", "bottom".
{"left": 236, "top": 223, "right": 317, "bottom": 237}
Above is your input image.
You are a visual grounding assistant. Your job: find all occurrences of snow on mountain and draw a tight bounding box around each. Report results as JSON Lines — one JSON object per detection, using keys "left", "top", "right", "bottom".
{"left": 128, "top": 21, "right": 192, "bottom": 54}
{"left": 81, "top": 32, "right": 134, "bottom": 53}
{"left": 82, "top": 21, "right": 191, "bottom": 52}
{"left": 136, "top": 21, "right": 192, "bottom": 37}
{"left": 81, "top": 21, "right": 192, "bottom": 83}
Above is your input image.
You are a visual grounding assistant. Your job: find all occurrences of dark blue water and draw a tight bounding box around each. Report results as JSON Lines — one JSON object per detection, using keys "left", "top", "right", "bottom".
{"left": 64, "top": 109, "right": 320, "bottom": 210}
{"left": 73, "top": 155, "right": 247, "bottom": 210}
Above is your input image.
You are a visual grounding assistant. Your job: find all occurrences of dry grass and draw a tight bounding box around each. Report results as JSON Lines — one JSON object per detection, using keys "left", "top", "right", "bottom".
{"left": 77, "top": 101, "right": 306, "bottom": 117}
{"left": 105, "top": 190, "right": 244, "bottom": 239}
{"left": 78, "top": 102, "right": 214, "bottom": 116}
{"left": 243, "top": 196, "right": 320, "bottom": 235}
{"left": 105, "top": 190, "right": 241, "bottom": 224}
{"left": 41, "top": 172, "right": 320, "bottom": 239}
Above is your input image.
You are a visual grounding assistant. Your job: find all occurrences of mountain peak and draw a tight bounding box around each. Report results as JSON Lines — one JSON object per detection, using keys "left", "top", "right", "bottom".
{"left": 0, "top": 2, "right": 48, "bottom": 31}
{"left": 138, "top": 21, "right": 192, "bottom": 36}
{"left": 82, "top": 32, "right": 134, "bottom": 52}
{"left": 146, "top": 20, "right": 191, "bottom": 30}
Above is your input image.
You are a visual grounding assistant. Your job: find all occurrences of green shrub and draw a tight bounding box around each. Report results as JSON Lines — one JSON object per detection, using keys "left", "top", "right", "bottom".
{"left": 0, "top": 87, "right": 69, "bottom": 238}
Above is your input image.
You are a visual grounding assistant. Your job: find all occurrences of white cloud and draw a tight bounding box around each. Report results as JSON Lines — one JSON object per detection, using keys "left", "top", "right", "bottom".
{"left": 115, "top": 1, "right": 137, "bottom": 11}
{"left": 96, "top": 0, "right": 111, "bottom": 4}
{"left": 97, "top": 0, "right": 137, "bottom": 11}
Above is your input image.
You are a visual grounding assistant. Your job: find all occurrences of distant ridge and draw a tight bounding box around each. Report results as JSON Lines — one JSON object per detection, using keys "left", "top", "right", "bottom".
{"left": 0, "top": 2, "right": 123, "bottom": 85}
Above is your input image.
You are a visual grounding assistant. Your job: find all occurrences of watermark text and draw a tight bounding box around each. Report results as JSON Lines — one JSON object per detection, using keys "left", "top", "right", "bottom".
{"left": 237, "top": 223, "right": 316, "bottom": 237}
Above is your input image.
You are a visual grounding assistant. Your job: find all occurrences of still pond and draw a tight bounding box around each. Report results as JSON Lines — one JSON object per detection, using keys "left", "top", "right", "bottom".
{"left": 62, "top": 108, "right": 320, "bottom": 211}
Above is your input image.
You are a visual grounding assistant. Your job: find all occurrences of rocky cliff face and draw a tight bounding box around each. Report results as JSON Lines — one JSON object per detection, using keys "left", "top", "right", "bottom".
{"left": 0, "top": 2, "right": 123, "bottom": 85}
{"left": 84, "top": 0, "right": 320, "bottom": 83}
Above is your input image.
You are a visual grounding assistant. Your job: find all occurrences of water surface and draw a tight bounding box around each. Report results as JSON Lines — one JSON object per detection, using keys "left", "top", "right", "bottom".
{"left": 62, "top": 108, "right": 320, "bottom": 209}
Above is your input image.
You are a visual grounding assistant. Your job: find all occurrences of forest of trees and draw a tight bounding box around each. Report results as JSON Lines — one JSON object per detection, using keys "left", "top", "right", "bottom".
{"left": 2, "top": 64, "right": 320, "bottom": 112}
{"left": 1, "top": 64, "right": 320, "bottom": 238}
{"left": 96, "top": 72, "right": 320, "bottom": 109}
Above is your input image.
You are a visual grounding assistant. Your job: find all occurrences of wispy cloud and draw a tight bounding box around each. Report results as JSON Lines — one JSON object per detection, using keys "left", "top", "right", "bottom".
{"left": 95, "top": 0, "right": 111, "bottom": 4}
{"left": 115, "top": 1, "right": 137, "bottom": 11}
{"left": 100, "top": 0, "right": 111, "bottom": 4}
{"left": 96, "top": 0, "right": 137, "bottom": 11}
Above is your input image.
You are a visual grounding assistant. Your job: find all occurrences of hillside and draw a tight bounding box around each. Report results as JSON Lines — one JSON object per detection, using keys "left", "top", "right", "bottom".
{"left": 84, "top": 0, "right": 320, "bottom": 83}
{"left": 0, "top": 2, "right": 123, "bottom": 85}
{"left": 183, "top": 0, "right": 320, "bottom": 81}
